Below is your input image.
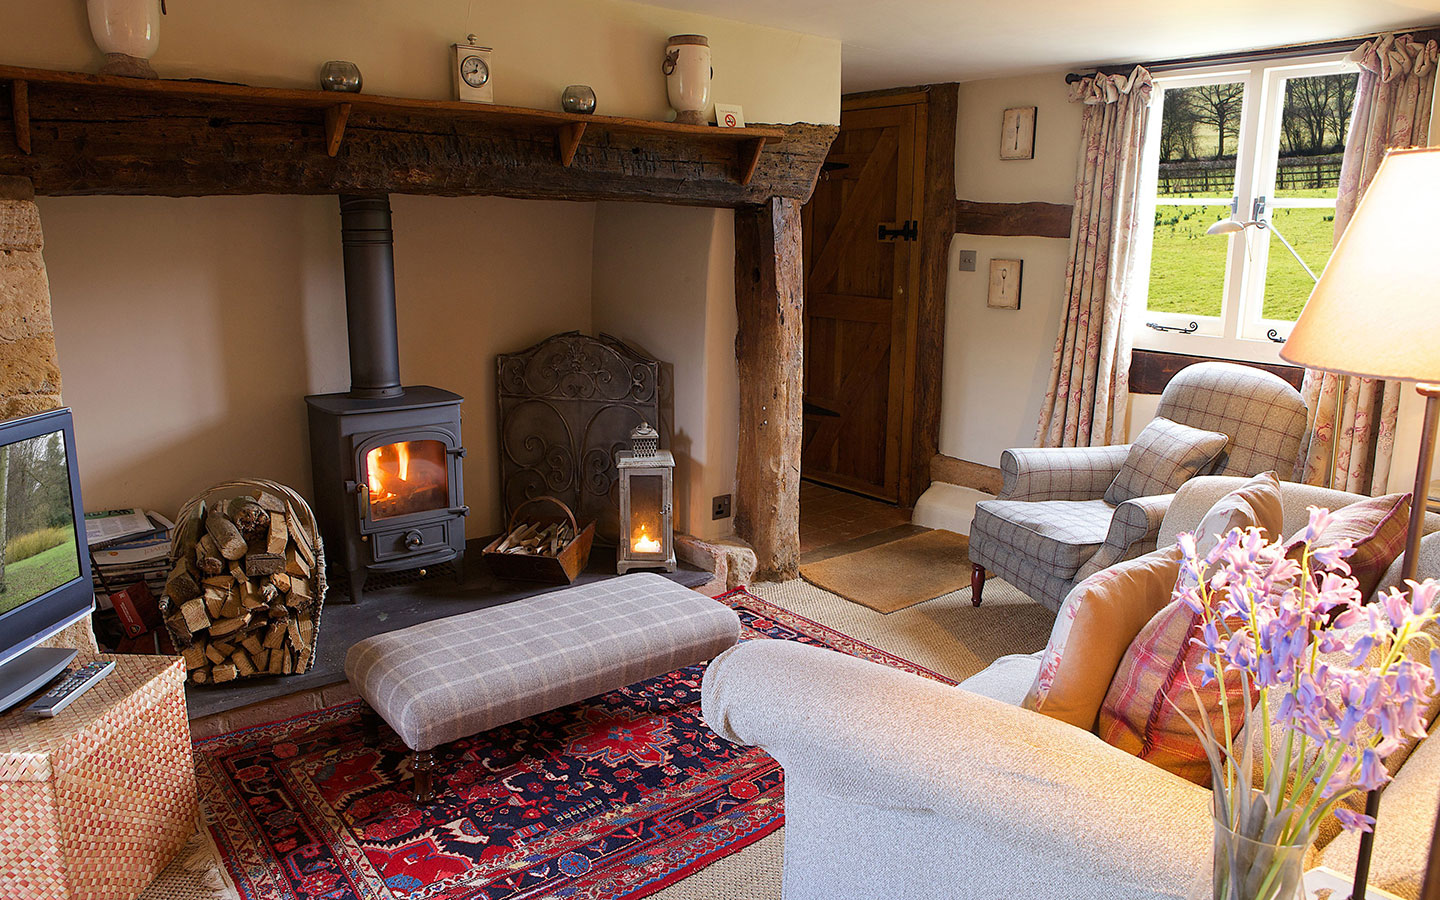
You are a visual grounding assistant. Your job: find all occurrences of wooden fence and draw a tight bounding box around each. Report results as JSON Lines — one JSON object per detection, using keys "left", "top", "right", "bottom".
{"left": 1158, "top": 153, "right": 1344, "bottom": 196}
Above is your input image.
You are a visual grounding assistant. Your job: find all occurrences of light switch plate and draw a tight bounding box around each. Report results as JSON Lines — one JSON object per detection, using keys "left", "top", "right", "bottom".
{"left": 958, "top": 249, "right": 977, "bottom": 272}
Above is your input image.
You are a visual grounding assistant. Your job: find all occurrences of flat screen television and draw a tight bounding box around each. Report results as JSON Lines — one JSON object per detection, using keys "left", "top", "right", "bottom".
{"left": 0, "top": 408, "right": 93, "bottom": 713}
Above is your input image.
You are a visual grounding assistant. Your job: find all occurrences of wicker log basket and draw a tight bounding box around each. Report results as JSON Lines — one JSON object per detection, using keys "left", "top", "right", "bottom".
{"left": 159, "top": 478, "right": 327, "bottom": 685}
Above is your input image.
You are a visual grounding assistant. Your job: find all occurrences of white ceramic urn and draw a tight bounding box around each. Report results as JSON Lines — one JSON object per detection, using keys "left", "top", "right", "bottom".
{"left": 663, "top": 34, "right": 711, "bottom": 126}
{"left": 87, "top": 0, "right": 162, "bottom": 78}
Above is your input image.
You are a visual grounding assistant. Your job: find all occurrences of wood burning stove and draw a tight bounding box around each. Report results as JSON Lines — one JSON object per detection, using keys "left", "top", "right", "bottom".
{"left": 306, "top": 196, "right": 468, "bottom": 604}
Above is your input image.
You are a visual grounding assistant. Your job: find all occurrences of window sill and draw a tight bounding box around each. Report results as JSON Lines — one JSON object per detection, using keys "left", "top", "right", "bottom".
{"left": 1133, "top": 327, "right": 1289, "bottom": 367}
{"left": 1129, "top": 346, "right": 1304, "bottom": 395}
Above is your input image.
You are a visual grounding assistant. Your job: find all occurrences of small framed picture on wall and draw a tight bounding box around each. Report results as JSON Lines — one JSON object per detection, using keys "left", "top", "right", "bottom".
{"left": 1000, "top": 106, "right": 1037, "bottom": 160}
{"left": 988, "top": 259, "right": 1023, "bottom": 309}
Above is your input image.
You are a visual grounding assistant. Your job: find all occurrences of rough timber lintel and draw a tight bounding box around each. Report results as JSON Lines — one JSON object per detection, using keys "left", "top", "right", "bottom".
{"left": 0, "top": 64, "right": 836, "bottom": 208}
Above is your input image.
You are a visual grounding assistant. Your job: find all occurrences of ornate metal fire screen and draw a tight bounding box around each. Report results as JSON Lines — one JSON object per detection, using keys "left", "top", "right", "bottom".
{"left": 497, "top": 332, "right": 660, "bottom": 545}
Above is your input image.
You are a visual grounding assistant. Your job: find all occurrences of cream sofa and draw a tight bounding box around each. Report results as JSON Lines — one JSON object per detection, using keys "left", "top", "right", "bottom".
{"left": 701, "top": 477, "right": 1440, "bottom": 900}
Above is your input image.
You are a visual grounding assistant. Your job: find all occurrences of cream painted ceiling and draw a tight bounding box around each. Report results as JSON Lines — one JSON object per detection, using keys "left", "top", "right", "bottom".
{"left": 645, "top": 0, "right": 1440, "bottom": 90}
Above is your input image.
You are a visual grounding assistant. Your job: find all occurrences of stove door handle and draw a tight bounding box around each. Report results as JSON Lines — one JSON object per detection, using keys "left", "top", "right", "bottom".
{"left": 450, "top": 505, "right": 470, "bottom": 517}
{"left": 449, "top": 446, "right": 467, "bottom": 459}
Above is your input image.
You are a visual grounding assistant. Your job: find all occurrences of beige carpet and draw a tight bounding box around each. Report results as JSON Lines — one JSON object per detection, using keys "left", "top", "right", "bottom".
{"left": 799, "top": 528, "right": 980, "bottom": 613}
{"left": 159, "top": 575, "right": 1052, "bottom": 900}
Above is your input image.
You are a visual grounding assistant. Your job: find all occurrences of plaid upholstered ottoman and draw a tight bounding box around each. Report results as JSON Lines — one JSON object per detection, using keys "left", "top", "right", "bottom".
{"left": 344, "top": 572, "right": 740, "bottom": 802}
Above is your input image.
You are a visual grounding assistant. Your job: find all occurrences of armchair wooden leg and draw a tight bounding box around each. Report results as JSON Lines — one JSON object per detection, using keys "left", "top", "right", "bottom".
{"left": 971, "top": 563, "right": 986, "bottom": 606}
{"left": 411, "top": 750, "right": 436, "bottom": 804}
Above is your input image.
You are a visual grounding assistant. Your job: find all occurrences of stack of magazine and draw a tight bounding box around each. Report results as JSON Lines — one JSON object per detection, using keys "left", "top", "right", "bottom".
{"left": 84, "top": 508, "right": 174, "bottom": 607}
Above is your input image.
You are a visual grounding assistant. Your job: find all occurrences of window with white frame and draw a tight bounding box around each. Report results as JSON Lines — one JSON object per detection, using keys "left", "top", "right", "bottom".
{"left": 1132, "top": 55, "right": 1359, "bottom": 362}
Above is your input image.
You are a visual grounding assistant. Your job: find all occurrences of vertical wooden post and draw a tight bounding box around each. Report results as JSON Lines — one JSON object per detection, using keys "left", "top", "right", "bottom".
{"left": 734, "top": 196, "right": 803, "bottom": 582}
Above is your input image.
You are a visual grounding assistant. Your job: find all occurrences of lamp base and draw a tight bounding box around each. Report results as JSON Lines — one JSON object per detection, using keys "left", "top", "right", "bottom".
{"left": 1355, "top": 384, "right": 1440, "bottom": 900}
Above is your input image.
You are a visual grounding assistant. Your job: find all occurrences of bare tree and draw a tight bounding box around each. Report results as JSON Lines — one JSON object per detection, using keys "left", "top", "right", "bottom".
{"left": 1332, "top": 73, "right": 1358, "bottom": 147}
{"left": 1160, "top": 90, "right": 1200, "bottom": 161}
{"left": 1184, "top": 83, "right": 1244, "bottom": 158}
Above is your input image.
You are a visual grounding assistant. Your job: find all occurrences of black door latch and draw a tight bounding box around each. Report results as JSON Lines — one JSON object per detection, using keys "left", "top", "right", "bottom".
{"left": 877, "top": 220, "right": 918, "bottom": 242}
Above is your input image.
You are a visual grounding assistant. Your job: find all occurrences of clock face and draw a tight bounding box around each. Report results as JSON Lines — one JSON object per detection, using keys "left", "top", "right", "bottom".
{"left": 460, "top": 55, "right": 490, "bottom": 88}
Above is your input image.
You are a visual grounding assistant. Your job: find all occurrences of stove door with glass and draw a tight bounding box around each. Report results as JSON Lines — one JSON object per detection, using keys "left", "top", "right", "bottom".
{"left": 353, "top": 428, "right": 466, "bottom": 567}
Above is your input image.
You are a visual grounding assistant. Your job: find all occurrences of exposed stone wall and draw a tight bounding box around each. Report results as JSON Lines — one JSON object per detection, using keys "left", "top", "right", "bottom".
{"left": 0, "top": 176, "right": 96, "bottom": 654}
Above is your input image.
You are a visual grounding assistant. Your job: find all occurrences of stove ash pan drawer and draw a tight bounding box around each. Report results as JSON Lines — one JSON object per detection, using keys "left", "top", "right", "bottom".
{"left": 370, "top": 519, "right": 458, "bottom": 564}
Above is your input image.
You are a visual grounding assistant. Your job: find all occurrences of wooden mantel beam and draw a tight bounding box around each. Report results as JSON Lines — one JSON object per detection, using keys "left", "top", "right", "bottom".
{"left": 734, "top": 196, "right": 804, "bottom": 582}
{"left": 0, "top": 65, "right": 836, "bottom": 207}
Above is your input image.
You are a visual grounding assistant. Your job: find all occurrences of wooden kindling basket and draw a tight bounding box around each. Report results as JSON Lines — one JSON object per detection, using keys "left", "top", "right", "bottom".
{"left": 482, "top": 495, "right": 595, "bottom": 584}
{"left": 160, "top": 478, "right": 327, "bottom": 682}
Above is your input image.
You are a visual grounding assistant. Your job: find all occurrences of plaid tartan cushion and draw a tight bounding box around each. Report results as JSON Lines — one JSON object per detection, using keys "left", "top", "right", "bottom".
{"left": 1283, "top": 493, "right": 1411, "bottom": 599}
{"left": 1096, "top": 599, "right": 1249, "bottom": 786}
{"left": 1104, "top": 417, "right": 1228, "bottom": 506}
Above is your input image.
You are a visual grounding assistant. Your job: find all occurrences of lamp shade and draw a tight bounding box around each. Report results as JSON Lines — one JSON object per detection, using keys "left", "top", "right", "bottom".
{"left": 1280, "top": 147, "right": 1440, "bottom": 384}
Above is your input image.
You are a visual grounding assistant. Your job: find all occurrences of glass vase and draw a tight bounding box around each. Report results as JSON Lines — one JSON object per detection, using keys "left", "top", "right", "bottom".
{"left": 1198, "top": 814, "right": 1309, "bottom": 900}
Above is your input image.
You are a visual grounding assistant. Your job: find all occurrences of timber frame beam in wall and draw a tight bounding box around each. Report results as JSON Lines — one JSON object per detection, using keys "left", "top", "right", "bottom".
{"left": 735, "top": 197, "right": 805, "bottom": 581}
{"left": 0, "top": 62, "right": 840, "bottom": 581}
{"left": 955, "top": 198, "right": 1073, "bottom": 239}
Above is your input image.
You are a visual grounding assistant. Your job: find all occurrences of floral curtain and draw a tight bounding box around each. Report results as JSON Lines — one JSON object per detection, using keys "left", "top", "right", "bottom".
{"left": 1036, "top": 66, "right": 1154, "bottom": 448}
{"left": 1296, "top": 33, "right": 1439, "bottom": 493}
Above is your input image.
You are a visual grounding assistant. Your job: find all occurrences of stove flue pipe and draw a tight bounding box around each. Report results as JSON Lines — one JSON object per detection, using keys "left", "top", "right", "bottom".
{"left": 338, "top": 194, "right": 403, "bottom": 399}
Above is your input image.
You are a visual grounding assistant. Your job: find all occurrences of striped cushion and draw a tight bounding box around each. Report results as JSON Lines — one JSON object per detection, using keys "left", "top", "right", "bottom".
{"left": 1096, "top": 599, "right": 1248, "bottom": 786}
{"left": 1104, "top": 417, "right": 1228, "bottom": 506}
{"left": 1093, "top": 474, "right": 1283, "bottom": 785}
{"left": 344, "top": 573, "right": 740, "bottom": 752}
{"left": 1284, "top": 493, "right": 1411, "bottom": 598}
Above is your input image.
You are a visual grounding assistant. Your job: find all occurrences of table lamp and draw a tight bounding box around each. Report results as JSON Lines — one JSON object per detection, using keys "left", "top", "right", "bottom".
{"left": 1280, "top": 146, "right": 1440, "bottom": 900}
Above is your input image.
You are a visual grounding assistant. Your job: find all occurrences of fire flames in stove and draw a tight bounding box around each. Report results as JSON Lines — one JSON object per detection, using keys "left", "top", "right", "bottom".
{"left": 365, "top": 439, "right": 449, "bottom": 520}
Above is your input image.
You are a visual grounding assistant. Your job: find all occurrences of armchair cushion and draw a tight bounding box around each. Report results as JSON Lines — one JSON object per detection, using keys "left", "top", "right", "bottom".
{"left": 1104, "top": 416, "right": 1229, "bottom": 506}
{"left": 1023, "top": 544, "right": 1185, "bottom": 731}
{"left": 971, "top": 498, "right": 1113, "bottom": 579}
{"left": 999, "top": 444, "right": 1132, "bottom": 501}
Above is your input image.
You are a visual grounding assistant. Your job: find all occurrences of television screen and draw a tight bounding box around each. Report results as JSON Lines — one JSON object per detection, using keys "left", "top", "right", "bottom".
{"left": 0, "top": 430, "right": 81, "bottom": 617}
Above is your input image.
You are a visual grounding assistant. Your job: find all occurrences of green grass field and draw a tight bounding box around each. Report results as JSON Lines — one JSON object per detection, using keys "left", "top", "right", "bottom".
{"left": 1147, "top": 190, "right": 1337, "bottom": 322}
{"left": 0, "top": 536, "right": 80, "bottom": 616}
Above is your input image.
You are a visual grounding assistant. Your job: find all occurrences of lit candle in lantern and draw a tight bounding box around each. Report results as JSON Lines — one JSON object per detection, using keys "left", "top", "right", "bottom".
{"left": 633, "top": 526, "right": 661, "bottom": 553}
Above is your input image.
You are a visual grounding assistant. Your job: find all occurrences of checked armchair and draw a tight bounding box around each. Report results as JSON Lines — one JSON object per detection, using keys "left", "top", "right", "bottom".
{"left": 968, "top": 362, "right": 1308, "bottom": 612}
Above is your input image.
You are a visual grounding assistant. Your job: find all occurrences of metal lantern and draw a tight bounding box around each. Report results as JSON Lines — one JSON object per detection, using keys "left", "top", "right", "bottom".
{"left": 615, "top": 422, "right": 676, "bottom": 574}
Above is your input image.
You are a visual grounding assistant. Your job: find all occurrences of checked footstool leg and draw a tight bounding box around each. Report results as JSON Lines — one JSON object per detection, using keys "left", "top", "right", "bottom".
{"left": 971, "top": 563, "right": 986, "bottom": 607}
{"left": 411, "top": 750, "right": 436, "bottom": 805}
{"left": 360, "top": 706, "right": 381, "bottom": 744}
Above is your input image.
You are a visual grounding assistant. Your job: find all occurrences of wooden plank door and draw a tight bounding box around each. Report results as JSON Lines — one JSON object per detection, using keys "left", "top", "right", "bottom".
{"left": 801, "top": 100, "right": 925, "bottom": 502}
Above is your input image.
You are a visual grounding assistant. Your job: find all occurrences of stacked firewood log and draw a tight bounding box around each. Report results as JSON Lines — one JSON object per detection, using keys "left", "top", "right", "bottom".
{"left": 492, "top": 518, "right": 576, "bottom": 557}
{"left": 161, "top": 490, "right": 320, "bottom": 683}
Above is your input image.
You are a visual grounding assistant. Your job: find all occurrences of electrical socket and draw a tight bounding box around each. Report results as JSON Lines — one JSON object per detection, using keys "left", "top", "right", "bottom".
{"left": 712, "top": 494, "right": 732, "bottom": 520}
{"left": 957, "top": 249, "right": 977, "bottom": 272}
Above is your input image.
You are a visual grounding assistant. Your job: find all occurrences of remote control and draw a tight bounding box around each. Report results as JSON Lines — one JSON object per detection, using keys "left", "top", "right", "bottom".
{"left": 26, "top": 660, "right": 115, "bottom": 717}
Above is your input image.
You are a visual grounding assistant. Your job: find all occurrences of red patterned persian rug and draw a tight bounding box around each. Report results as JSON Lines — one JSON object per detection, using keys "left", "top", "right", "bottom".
{"left": 195, "top": 587, "right": 950, "bottom": 900}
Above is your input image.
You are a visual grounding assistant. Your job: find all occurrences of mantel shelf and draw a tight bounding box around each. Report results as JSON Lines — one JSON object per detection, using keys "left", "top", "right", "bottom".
{"left": 0, "top": 64, "right": 827, "bottom": 203}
